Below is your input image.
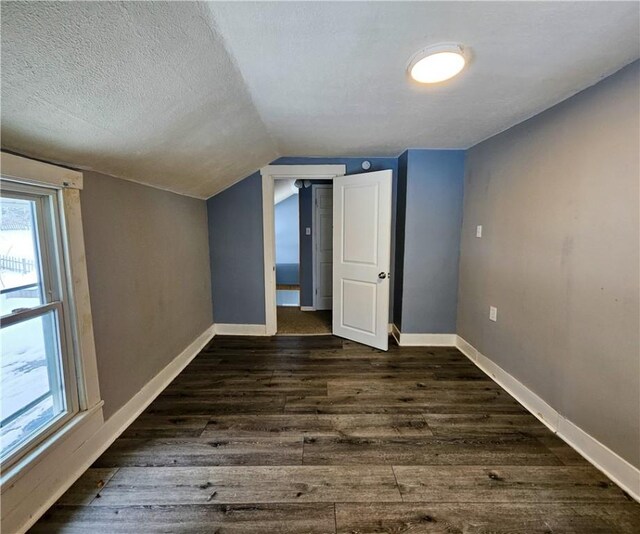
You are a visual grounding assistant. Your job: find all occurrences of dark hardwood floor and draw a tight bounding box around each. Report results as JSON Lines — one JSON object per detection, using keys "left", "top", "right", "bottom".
{"left": 31, "top": 335, "right": 639, "bottom": 533}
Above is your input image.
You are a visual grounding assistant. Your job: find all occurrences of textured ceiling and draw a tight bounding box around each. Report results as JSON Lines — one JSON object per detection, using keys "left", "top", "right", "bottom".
{"left": 2, "top": 2, "right": 638, "bottom": 198}
{"left": 1, "top": 1, "right": 277, "bottom": 198}
{"left": 210, "top": 1, "right": 640, "bottom": 156}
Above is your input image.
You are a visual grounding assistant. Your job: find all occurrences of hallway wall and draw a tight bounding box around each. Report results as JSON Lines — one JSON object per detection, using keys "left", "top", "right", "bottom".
{"left": 275, "top": 193, "right": 299, "bottom": 268}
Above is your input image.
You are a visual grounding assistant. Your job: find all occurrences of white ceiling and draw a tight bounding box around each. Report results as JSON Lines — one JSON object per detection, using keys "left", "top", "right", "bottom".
{"left": 1, "top": 1, "right": 277, "bottom": 198}
{"left": 2, "top": 2, "right": 638, "bottom": 198}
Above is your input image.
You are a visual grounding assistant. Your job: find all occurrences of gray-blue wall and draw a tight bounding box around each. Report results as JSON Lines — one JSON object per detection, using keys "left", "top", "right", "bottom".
{"left": 207, "top": 172, "right": 265, "bottom": 324}
{"left": 206, "top": 153, "right": 463, "bottom": 330}
{"left": 275, "top": 194, "right": 299, "bottom": 265}
{"left": 395, "top": 150, "right": 465, "bottom": 334}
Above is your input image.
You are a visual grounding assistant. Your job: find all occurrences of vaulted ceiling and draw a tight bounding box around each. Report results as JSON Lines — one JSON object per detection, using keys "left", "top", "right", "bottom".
{"left": 2, "top": 1, "right": 638, "bottom": 198}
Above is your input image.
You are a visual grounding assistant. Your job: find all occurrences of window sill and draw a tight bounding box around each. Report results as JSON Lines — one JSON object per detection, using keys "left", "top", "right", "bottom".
{"left": 0, "top": 401, "right": 104, "bottom": 489}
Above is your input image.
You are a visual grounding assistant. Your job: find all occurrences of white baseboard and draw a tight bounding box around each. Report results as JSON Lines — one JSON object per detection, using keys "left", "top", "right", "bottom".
{"left": 214, "top": 323, "right": 267, "bottom": 336}
{"left": 455, "top": 335, "right": 640, "bottom": 503}
{"left": 300, "top": 306, "right": 316, "bottom": 311}
{"left": 391, "top": 323, "right": 401, "bottom": 344}
{"left": 557, "top": 416, "right": 639, "bottom": 502}
{"left": 391, "top": 325, "right": 457, "bottom": 347}
{"left": 473, "top": 345, "right": 560, "bottom": 431}
{"left": 4, "top": 324, "right": 216, "bottom": 534}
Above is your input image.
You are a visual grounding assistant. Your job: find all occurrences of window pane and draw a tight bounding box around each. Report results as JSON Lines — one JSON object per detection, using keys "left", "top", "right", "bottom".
{"left": 1, "top": 310, "right": 66, "bottom": 459}
{"left": 0, "top": 197, "right": 44, "bottom": 316}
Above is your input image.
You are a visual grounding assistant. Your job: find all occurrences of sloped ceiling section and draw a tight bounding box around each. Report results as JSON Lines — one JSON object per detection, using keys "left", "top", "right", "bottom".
{"left": 0, "top": 1, "right": 277, "bottom": 198}
{"left": 2, "top": 2, "right": 639, "bottom": 198}
{"left": 210, "top": 1, "right": 639, "bottom": 157}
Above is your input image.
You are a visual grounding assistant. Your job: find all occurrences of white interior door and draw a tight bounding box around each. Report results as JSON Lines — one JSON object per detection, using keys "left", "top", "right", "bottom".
{"left": 332, "top": 170, "right": 392, "bottom": 350}
{"left": 313, "top": 185, "right": 333, "bottom": 310}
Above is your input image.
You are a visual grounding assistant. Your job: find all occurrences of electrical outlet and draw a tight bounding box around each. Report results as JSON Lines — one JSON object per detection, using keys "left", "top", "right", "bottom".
{"left": 476, "top": 225, "right": 483, "bottom": 238}
{"left": 305, "top": 227, "right": 311, "bottom": 235}
{"left": 489, "top": 306, "right": 498, "bottom": 322}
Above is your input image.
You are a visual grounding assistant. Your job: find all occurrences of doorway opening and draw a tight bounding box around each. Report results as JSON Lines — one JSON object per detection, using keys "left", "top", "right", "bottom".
{"left": 263, "top": 164, "right": 393, "bottom": 349}
{"left": 274, "top": 178, "right": 300, "bottom": 309}
{"left": 261, "top": 165, "right": 346, "bottom": 336}
{"left": 273, "top": 178, "right": 334, "bottom": 335}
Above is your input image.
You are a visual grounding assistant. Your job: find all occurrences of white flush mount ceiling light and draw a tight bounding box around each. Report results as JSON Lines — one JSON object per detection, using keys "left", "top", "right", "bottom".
{"left": 408, "top": 44, "right": 468, "bottom": 84}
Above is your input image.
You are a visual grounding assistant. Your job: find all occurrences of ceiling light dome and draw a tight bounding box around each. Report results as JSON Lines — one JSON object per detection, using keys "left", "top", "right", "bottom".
{"left": 408, "top": 44, "right": 468, "bottom": 84}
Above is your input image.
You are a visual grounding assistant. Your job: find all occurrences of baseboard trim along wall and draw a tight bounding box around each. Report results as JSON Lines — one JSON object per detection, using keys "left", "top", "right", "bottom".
{"left": 300, "top": 306, "right": 316, "bottom": 312}
{"left": 455, "top": 335, "right": 640, "bottom": 503}
{"left": 6, "top": 324, "right": 216, "bottom": 534}
{"left": 391, "top": 324, "right": 457, "bottom": 346}
{"left": 214, "top": 323, "right": 268, "bottom": 336}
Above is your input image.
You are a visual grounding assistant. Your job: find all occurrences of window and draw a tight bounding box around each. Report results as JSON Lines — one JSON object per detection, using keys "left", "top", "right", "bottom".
{"left": 1, "top": 181, "right": 78, "bottom": 466}
{"left": 1, "top": 153, "right": 102, "bottom": 533}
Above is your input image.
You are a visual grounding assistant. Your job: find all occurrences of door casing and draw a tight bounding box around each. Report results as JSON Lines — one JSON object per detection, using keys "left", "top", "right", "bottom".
{"left": 260, "top": 165, "right": 346, "bottom": 335}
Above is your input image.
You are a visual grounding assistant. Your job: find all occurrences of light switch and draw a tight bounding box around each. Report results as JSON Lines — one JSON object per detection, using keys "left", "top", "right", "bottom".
{"left": 476, "top": 225, "right": 483, "bottom": 238}
{"left": 489, "top": 306, "right": 497, "bottom": 322}
{"left": 305, "top": 227, "right": 311, "bottom": 236}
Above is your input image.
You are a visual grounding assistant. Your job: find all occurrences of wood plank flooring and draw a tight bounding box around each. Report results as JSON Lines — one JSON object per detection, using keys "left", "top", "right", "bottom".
{"left": 30, "top": 335, "right": 640, "bottom": 533}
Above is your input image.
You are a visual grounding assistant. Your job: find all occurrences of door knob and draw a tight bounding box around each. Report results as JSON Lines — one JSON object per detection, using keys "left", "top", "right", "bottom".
{"left": 378, "top": 272, "right": 387, "bottom": 279}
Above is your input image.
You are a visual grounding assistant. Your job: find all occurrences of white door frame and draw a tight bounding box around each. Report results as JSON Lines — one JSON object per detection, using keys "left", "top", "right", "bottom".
{"left": 312, "top": 184, "right": 333, "bottom": 311}
{"left": 260, "top": 165, "right": 346, "bottom": 335}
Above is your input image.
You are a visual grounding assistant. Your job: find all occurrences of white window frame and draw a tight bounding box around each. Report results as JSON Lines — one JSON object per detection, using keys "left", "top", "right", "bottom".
{"left": 1, "top": 181, "right": 81, "bottom": 469}
{"left": 0, "top": 152, "right": 102, "bottom": 487}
